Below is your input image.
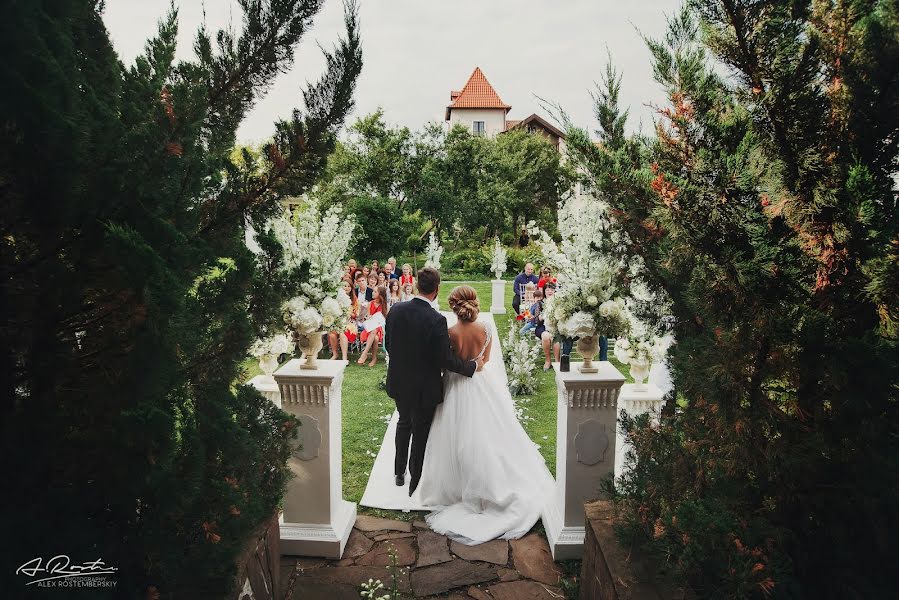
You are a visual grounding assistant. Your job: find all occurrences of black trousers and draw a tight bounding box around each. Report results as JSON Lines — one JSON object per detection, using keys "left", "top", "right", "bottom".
{"left": 394, "top": 394, "right": 438, "bottom": 493}
{"left": 512, "top": 293, "right": 522, "bottom": 315}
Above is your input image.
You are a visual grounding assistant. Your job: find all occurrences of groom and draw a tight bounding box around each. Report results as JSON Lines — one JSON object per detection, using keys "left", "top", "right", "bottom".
{"left": 385, "top": 267, "right": 484, "bottom": 495}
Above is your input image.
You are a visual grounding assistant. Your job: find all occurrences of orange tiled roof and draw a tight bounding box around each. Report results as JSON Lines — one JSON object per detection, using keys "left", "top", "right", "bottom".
{"left": 446, "top": 67, "right": 511, "bottom": 120}
{"left": 504, "top": 119, "right": 522, "bottom": 129}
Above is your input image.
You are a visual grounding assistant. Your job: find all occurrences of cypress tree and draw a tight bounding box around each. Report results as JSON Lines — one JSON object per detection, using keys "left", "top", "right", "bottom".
{"left": 0, "top": 0, "right": 361, "bottom": 596}
{"left": 566, "top": 1, "right": 897, "bottom": 596}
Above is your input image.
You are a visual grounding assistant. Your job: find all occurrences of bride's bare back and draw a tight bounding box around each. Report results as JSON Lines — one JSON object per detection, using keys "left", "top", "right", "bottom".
{"left": 449, "top": 321, "right": 492, "bottom": 364}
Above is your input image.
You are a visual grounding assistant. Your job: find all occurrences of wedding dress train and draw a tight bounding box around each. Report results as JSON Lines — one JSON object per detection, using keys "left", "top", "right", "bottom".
{"left": 414, "top": 325, "right": 555, "bottom": 545}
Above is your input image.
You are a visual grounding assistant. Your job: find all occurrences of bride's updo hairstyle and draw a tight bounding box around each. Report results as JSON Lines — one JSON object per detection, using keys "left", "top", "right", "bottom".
{"left": 449, "top": 285, "right": 480, "bottom": 322}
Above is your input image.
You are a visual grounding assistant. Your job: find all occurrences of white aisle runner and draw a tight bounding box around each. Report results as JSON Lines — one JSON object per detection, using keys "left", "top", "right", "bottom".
{"left": 359, "top": 312, "right": 504, "bottom": 511}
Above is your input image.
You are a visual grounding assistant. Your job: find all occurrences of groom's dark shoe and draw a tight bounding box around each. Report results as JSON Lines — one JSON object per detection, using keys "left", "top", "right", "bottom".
{"left": 394, "top": 473, "right": 404, "bottom": 486}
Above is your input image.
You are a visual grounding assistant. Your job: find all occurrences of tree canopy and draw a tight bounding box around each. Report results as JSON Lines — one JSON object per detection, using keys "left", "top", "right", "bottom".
{"left": 564, "top": 1, "right": 898, "bottom": 596}
{"left": 0, "top": 0, "right": 361, "bottom": 595}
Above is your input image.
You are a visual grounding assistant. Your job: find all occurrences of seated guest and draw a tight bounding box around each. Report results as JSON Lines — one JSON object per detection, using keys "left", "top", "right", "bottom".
{"left": 386, "top": 257, "right": 399, "bottom": 279}
{"left": 387, "top": 279, "right": 402, "bottom": 308}
{"left": 399, "top": 263, "right": 415, "bottom": 288}
{"left": 512, "top": 263, "right": 539, "bottom": 314}
{"left": 537, "top": 266, "right": 556, "bottom": 289}
{"left": 356, "top": 271, "right": 373, "bottom": 303}
{"left": 361, "top": 265, "right": 370, "bottom": 280}
{"left": 371, "top": 259, "right": 380, "bottom": 274}
{"left": 377, "top": 270, "right": 387, "bottom": 288}
{"left": 520, "top": 288, "right": 543, "bottom": 335}
{"left": 401, "top": 282, "right": 415, "bottom": 301}
{"left": 358, "top": 285, "right": 388, "bottom": 367}
{"left": 535, "top": 283, "right": 560, "bottom": 371}
{"left": 329, "top": 280, "right": 359, "bottom": 361}
{"left": 367, "top": 272, "right": 379, "bottom": 296}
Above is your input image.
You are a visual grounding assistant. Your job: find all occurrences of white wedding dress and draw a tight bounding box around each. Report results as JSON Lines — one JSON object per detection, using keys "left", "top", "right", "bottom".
{"left": 414, "top": 323, "right": 555, "bottom": 545}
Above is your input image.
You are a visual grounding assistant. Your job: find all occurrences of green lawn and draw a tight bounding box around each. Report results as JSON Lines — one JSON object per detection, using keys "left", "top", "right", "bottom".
{"left": 243, "top": 280, "right": 634, "bottom": 520}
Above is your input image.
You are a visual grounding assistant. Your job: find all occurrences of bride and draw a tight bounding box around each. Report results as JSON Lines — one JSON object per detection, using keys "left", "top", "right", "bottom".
{"left": 414, "top": 285, "right": 555, "bottom": 545}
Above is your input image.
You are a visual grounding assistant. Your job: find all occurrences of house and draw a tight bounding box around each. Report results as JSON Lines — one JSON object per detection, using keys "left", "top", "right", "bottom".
{"left": 445, "top": 67, "right": 595, "bottom": 199}
{"left": 445, "top": 67, "right": 511, "bottom": 138}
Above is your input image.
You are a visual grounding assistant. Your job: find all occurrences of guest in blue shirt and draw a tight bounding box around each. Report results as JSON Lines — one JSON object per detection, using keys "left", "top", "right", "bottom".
{"left": 512, "top": 263, "right": 539, "bottom": 315}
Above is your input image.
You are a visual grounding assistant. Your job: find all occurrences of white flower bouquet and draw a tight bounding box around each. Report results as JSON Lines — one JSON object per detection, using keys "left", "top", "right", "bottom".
{"left": 543, "top": 280, "right": 630, "bottom": 341}
{"left": 505, "top": 321, "right": 540, "bottom": 396}
{"left": 529, "top": 198, "right": 630, "bottom": 341}
{"left": 489, "top": 237, "right": 507, "bottom": 279}
{"left": 613, "top": 334, "right": 672, "bottom": 365}
{"left": 424, "top": 230, "right": 443, "bottom": 270}
{"left": 248, "top": 333, "right": 295, "bottom": 358}
{"left": 270, "top": 201, "right": 356, "bottom": 335}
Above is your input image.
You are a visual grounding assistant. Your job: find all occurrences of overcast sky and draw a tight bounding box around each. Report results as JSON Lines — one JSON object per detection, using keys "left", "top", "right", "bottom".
{"left": 103, "top": 0, "right": 683, "bottom": 145}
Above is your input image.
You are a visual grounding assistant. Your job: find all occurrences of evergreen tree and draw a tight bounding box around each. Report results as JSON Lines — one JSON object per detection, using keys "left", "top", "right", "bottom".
{"left": 0, "top": 0, "right": 361, "bottom": 596}
{"left": 566, "top": 1, "right": 897, "bottom": 597}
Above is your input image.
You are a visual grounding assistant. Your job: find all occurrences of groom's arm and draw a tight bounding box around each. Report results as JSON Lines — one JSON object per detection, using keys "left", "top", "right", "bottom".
{"left": 433, "top": 319, "right": 477, "bottom": 378}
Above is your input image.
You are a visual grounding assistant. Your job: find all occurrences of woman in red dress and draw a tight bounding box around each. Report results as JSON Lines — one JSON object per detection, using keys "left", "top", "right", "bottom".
{"left": 328, "top": 281, "right": 359, "bottom": 361}
{"left": 537, "top": 266, "right": 556, "bottom": 289}
{"left": 358, "top": 285, "right": 389, "bottom": 366}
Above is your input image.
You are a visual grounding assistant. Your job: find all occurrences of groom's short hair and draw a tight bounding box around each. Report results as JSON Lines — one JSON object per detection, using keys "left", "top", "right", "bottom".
{"left": 417, "top": 267, "right": 440, "bottom": 295}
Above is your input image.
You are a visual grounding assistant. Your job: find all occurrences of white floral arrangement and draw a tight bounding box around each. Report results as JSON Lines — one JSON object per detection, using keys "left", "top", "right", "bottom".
{"left": 613, "top": 316, "right": 673, "bottom": 365}
{"left": 530, "top": 198, "right": 630, "bottom": 340}
{"left": 489, "top": 237, "right": 507, "bottom": 279}
{"left": 248, "top": 333, "right": 294, "bottom": 358}
{"left": 423, "top": 230, "right": 443, "bottom": 270}
{"left": 269, "top": 201, "right": 356, "bottom": 334}
{"left": 505, "top": 321, "right": 540, "bottom": 396}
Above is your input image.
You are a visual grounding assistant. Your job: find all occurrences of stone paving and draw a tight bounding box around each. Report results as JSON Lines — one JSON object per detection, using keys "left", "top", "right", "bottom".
{"left": 281, "top": 515, "right": 567, "bottom": 599}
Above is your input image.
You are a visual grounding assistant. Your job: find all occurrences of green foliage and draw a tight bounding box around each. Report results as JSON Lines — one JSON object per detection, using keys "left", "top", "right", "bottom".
{"left": 318, "top": 113, "right": 573, "bottom": 243}
{"left": 346, "top": 195, "right": 409, "bottom": 261}
{"left": 0, "top": 0, "right": 361, "bottom": 595}
{"left": 565, "top": 1, "right": 899, "bottom": 597}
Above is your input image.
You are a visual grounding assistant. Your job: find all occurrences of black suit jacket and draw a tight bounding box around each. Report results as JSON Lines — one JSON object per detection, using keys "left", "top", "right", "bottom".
{"left": 385, "top": 298, "right": 476, "bottom": 406}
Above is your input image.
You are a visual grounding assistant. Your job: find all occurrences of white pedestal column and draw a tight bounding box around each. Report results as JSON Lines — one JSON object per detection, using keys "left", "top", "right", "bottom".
{"left": 247, "top": 374, "right": 281, "bottom": 408}
{"left": 490, "top": 279, "right": 506, "bottom": 314}
{"left": 274, "top": 358, "right": 356, "bottom": 559}
{"left": 615, "top": 383, "right": 664, "bottom": 480}
{"left": 543, "top": 361, "right": 625, "bottom": 560}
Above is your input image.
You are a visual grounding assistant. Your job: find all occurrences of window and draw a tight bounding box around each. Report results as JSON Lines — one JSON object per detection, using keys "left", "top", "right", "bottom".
{"left": 473, "top": 121, "right": 486, "bottom": 136}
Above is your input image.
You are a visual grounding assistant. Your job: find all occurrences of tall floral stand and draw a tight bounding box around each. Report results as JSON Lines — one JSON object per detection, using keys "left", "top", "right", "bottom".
{"left": 273, "top": 358, "right": 355, "bottom": 558}
{"left": 543, "top": 361, "right": 625, "bottom": 560}
{"left": 490, "top": 278, "right": 506, "bottom": 314}
{"left": 614, "top": 383, "right": 664, "bottom": 480}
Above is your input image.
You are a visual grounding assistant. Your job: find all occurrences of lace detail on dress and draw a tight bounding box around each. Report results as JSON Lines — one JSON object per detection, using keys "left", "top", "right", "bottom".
{"left": 474, "top": 322, "right": 491, "bottom": 361}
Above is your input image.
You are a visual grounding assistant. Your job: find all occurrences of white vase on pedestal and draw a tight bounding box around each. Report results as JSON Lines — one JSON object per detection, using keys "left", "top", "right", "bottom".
{"left": 629, "top": 358, "right": 651, "bottom": 391}
{"left": 259, "top": 353, "right": 279, "bottom": 377}
{"left": 296, "top": 331, "right": 325, "bottom": 370}
{"left": 576, "top": 335, "right": 600, "bottom": 373}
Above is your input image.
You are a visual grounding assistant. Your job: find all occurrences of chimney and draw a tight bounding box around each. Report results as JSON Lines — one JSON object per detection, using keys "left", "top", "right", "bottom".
{"left": 450, "top": 90, "right": 461, "bottom": 101}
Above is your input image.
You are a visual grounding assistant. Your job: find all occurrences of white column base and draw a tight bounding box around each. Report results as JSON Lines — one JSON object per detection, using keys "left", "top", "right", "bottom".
{"left": 490, "top": 279, "right": 507, "bottom": 314}
{"left": 542, "top": 361, "right": 625, "bottom": 560}
{"left": 543, "top": 501, "right": 586, "bottom": 560}
{"left": 248, "top": 374, "right": 281, "bottom": 408}
{"left": 279, "top": 500, "right": 356, "bottom": 559}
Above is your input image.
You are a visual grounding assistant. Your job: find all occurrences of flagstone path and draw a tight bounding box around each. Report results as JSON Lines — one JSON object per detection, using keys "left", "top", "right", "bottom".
{"left": 280, "top": 515, "right": 567, "bottom": 599}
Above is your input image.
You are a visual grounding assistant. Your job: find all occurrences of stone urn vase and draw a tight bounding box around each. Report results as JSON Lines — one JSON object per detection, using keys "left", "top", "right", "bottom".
{"left": 296, "top": 331, "right": 325, "bottom": 370}
{"left": 629, "top": 358, "right": 651, "bottom": 391}
{"left": 258, "top": 353, "right": 279, "bottom": 377}
{"left": 576, "top": 335, "right": 600, "bottom": 373}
